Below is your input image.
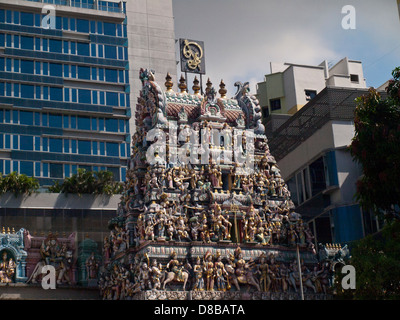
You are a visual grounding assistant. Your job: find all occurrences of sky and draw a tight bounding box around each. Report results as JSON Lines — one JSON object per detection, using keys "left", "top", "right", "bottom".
{"left": 172, "top": 0, "right": 400, "bottom": 97}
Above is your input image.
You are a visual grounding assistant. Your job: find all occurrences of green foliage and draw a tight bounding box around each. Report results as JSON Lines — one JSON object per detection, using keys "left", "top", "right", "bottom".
{"left": 0, "top": 172, "right": 39, "bottom": 196}
{"left": 336, "top": 220, "right": 400, "bottom": 299}
{"left": 48, "top": 169, "right": 123, "bottom": 196}
{"left": 350, "top": 67, "right": 400, "bottom": 220}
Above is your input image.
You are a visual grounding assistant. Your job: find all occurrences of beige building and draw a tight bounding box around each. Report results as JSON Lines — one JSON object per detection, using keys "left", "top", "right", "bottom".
{"left": 257, "top": 57, "right": 367, "bottom": 118}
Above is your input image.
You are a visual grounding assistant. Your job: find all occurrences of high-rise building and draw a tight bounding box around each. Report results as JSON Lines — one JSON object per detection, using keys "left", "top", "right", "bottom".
{"left": 0, "top": 0, "right": 178, "bottom": 187}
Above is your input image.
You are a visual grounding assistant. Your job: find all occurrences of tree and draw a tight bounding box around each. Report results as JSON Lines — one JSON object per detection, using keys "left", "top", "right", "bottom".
{"left": 335, "top": 220, "right": 400, "bottom": 299}
{"left": 350, "top": 67, "right": 400, "bottom": 220}
{"left": 48, "top": 169, "right": 123, "bottom": 196}
{"left": 0, "top": 172, "right": 39, "bottom": 196}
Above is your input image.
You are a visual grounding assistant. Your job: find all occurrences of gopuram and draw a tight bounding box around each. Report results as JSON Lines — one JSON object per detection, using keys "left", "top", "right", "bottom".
{"left": 99, "top": 69, "right": 332, "bottom": 300}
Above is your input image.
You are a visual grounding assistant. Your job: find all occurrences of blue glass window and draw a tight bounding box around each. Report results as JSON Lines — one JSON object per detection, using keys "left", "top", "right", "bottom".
{"left": 0, "top": 34, "right": 4, "bottom": 47}
{"left": 43, "top": 85, "right": 49, "bottom": 99}
{"left": 71, "top": 65, "right": 76, "bottom": 78}
{"left": 49, "top": 114, "right": 62, "bottom": 128}
{"left": 0, "top": 82, "right": 3, "bottom": 96}
{"left": 42, "top": 137, "right": 48, "bottom": 151}
{"left": 49, "top": 39, "right": 62, "bottom": 53}
{"left": 92, "top": 141, "right": 98, "bottom": 155}
{"left": 20, "top": 161, "right": 33, "bottom": 176}
{"left": 121, "top": 167, "right": 126, "bottom": 182}
{"left": 118, "top": 47, "right": 123, "bottom": 60}
{"left": 4, "top": 160, "right": 10, "bottom": 174}
{"left": 91, "top": 43, "right": 96, "bottom": 57}
{"left": 50, "top": 63, "right": 62, "bottom": 77}
{"left": 21, "top": 84, "right": 34, "bottom": 99}
{"left": 77, "top": 19, "right": 89, "bottom": 33}
{"left": 35, "top": 162, "right": 40, "bottom": 177}
{"left": 77, "top": 116, "right": 90, "bottom": 130}
{"left": 13, "top": 11, "right": 19, "bottom": 24}
{"left": 106, "top": 92, "right": 118, "bottom": 106}
{"left": 91, "top": 67, "right": 97, "bottom": 80}
{"left": 6, "top": 34, "right": 11, "bottom": 47}
{"left": 50, "top": 163, "right": 63, "bottom": 178}
{"left": 34, "top": 137, "right": 40, "bottom": 151}
{"left": 118, "top": 70, "right": 124, "bottom": 83}
{"left": 42, "top": 113, "right": 48, "bottom": 127}
{"left": 13, "top": 59, "right": 20, "bottom": 72}
{"left": 63, "top": 115, "right": 69, "bottom": 128}
{"left": 71, "top": 88, "right": 77, "bottom": 102}
{"left": 50, "top": 87, "right": 62, "bottom": 101}
{"left": 105, "top": 69, "right": 118, "bottom": 83}
{"left": 99, "top": 141, "right": 105, "bottom": 155}
{"left": 71, "top": 41, "right": 76, "bottom": 54}
{"left": 64, "top": 164, "right": 70, "bottom": 178}
{"left": 0, "top": 9, "right": 4, "bottom": 23}
{"left": 6, "top": 83, "right": 11, "bottom": 96}
{"left": 78, "top": 66, "right": 90, "bottom": 80}
{"left": 105, "top": 118, "right": 118, "bottom": 132}
{"left": 90, "top": 20, "right": 96, "bottom": 33}
{"left": 13, "top": 35, "right": 20, "bottom": 48}
{"left": 34, "top": 113, "right": 40, "bottom": 126}
{"left": 71, "top": 116, "right": 76, "bottom": 129}
{"left": 35, "top": 37, "right": 40, "bottom": 50}
{"left": 6, "top": 58, "right": 11, "bottom": 72}
{"left": 21, "top": 12, "right": 34, "bottom": 26}
{"left": 79, "top": 89, "right": 91, "bottom": 103}
{"left": 71, "top": 139, "right": 77, "bottom": 153}
{"left": 62, "top": 17, "right": 69, "bottom": 30}
{"left": 64, "top": 88, "right": 70, "bottom": 102}
{"left": 97, "top": 21, "right": 103, "bottom": 34}
{"left": 99, "top": 118, "right": 104, "bottom": 131}
{"left": 98, "top": 45, "right": 103, "bottom": 58}
{"left": 104, "top": 22, "right": 116, "bottom": 36}
{"left": 13, "top": 83, "right": 19, "bottom": 97}
{"left": 98, "top": 68, "right": 104, "bottom": 81}
{"left": 120, "top": 143, "right": 126, "bottom": 157}
{"left": 92, "top": 91, "right": 98, "bottom": 104}
{"left": 20, "top": 135, "right": 33, "bottom": 151}
{"left": 119, "top": 93, "right": 125, "bottom": 107}
{"left": 21, "top": 60, "right": 34, "bottom": 74}
{"left": 70, "top": 18, "right": 76, "bottom": 31}
{"left": 118, "top": 119, "right": 124, "bottom": 133}
{"left": 105, "top": 45, "right": 116, "bottom": 59}
{"left": 43, "top": 163, "right": 48, "bottom": 177}
{"left": 43, "top": 62, "right": 48, "bottom": 75}
{"left": 63, "top": 64, "right": 69, "bottom": 77}
{"left": 49, "top": 138, "right": 62, "bottom": 153}
{"left": 77, "top": 42, "right": 89, "bottom": 56}
{"left": 20, "top": 111, "right": 33, "bottom": 125}
{"left": 34, "top": 14, "right": 41, "bottom": 27}
{"left": 35, "top": 61, "right": 41, "bottom": 74}
{"left": 13, "top": 135, "right": 18, "bottom": 149}
{"left": 42, "top": 38, "right": 48, "bottom": 51}
{"left": 78, "top": 140, "right": 91, "bottom": 155}
{"left": 91, "top": 117, "right": 97, "bottom": 131}
{"left": 0, "top": 135, "right": 2, "bottom": 149}
{"left": 0, "top": 58, "right": 4, "bottom": 71}
{"left": 64, "top": 139, "right": 69, "bottom": 153}
{"left": 5, "top": 134, "right": 10, "bottom": 149}
{"left": 21, "top": 36, "right": 34, "bottom": 50}
{"left": 35, "top": 86, "right": 41, "bottom": 99}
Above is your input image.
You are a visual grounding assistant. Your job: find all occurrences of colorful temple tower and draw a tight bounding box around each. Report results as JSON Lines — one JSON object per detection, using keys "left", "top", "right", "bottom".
{"left": 99, "top": 69, "right": 330, "bottom": 300}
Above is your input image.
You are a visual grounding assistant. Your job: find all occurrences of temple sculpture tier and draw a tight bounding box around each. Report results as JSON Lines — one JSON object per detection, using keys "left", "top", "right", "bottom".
{"left": 99, "top": 69, "right": 332, "bottom": 300}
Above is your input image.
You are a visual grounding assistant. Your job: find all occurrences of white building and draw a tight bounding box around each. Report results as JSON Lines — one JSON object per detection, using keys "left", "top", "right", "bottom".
{"left": 257, "top": 57, "right": 367, "bottom": 118}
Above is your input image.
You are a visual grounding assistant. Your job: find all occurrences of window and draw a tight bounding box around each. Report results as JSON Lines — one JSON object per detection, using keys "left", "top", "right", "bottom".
{"left": 20, "top": 135, "right": 33, "bottom": 151}
{"left": 105, "top": 118, "right": 118, "bottom": 132}
{"left": 106, "top": 142, "right": 119, "bottom": 157}
{"left": 21, "top": 60, "right": 34, "bottom": 74}
{"left": 77, "top": 19, "right": 89, "bottom": 33}
{"left": 21, "top": 36, "right": 34, "bottom": 50}
{"left": 50, "top": 87, "right": 63, "bottom": 101}
{"left": 104, "top": 45, "right": 116, "bottom": 59}
{"left": 21, "top": 84, "right": 34, "bottom": 99}
{"left": 78, "top": 66, "right": 90, "bottom": 80}
{"left": 49, "top": 138, "right": 62, "bottom": 153}
{"left": 106, "top": 92, "right": 118, "bottom": 106}
{"left": 305, "top": 90, "right": 317, "bottom": 101}
{"left": 50, "top": 163, "right": 63, "bottom": 178}
{"left": 105, "top": 69, "right": 118, "bottom": 83}
{"left": 49, "top": 114, "right": 62, "bottom": 128}
{"left": 309, "top": 157, "right": 327, "bottom": 196}
{"left": 79, "top": 89, "right": 91, "bottom": 104}
{"left": 104, "top": 22, "right": 116, "bottom": 36}
{"left": 64, "top": 139, "right": 69, "bottom": 153}
{"left": 270, "top": 98, "right": 281, "bottom": 111}
{"left": 77, "top": 42, "right": 89, "bottom": 56}
{"left": 50, "top": 63, "right": 62, "bottom": 77}
{"left": 20, "top": 161, "right": 33, "bottom": 176}
{"left": 20, "top": 111, "right": 33, "bottom": 125}
{"left": 78, "top": 140, "right": 91, "bottom": 155}
{"left": 49, "top": 39, "right": 62, "bottom": 53}
{"left": 77, "top": 116, "right": 90, "bottom": 130}
{"left": 350, "top": 74, "right": 359, "bottom": 83}
{"left": 43, "top": 163, "right": 49, "bottom": 177}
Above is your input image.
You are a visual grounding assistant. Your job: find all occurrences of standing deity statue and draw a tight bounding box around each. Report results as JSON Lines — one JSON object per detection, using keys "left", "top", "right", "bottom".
{"left": 0, "top": 251, "right": 15, "bottom": 283}
{"left": 203, "top": 251, "right": 215, "bottom": 291}
{"left": 214, "top": 252, "right": 228, "bottom": 291}
{"left": 192, "top": 256, "right": 205, "bottom": 291}
{"left": 86, "top": 252, "right": 99, "bottom": 280}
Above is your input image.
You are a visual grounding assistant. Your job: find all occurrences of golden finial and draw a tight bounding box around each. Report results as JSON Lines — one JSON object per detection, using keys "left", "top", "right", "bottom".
{"left": 219, "top": 79, "right": 227, "bottom": 98}
{"left": 165, "top": 72, "right": 173, "bottom": 92}
{"left": 11, "top": 228, "right": 15, "bottom": 234}
{"left": 178, "top": 74, "right": 187, "bottom": 94}
{"left": 7, "top": 227, "right": 10, "bottom": 234}
{"left": 192, "top": 76, "right": 200, "bottom": 95}
{"left": 1, "top": 227, "right": 4, "bottom": 234}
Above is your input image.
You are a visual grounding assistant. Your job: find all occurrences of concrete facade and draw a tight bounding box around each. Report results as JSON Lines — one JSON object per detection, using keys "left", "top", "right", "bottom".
{"left": 125, "top": 0, "right": 177, "bottom": 133}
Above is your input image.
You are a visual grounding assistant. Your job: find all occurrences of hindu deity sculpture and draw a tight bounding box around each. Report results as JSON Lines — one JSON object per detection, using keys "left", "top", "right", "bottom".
{"left": 0, "top": 251, "right": 15, "bottom": 283}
